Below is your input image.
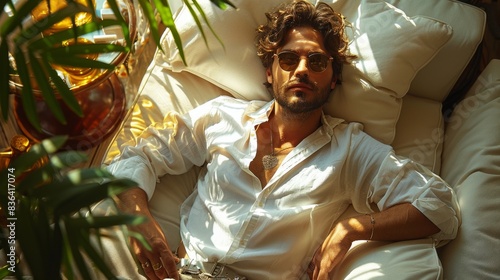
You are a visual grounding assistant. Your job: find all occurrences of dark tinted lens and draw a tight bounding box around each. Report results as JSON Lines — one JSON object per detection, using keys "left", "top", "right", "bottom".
{"left": 308, "top": 53, "right": 329, "bottom": 72}
{"left": 277, "top": 52, "right": 300, "bottom": 71}
{"left": 276, "top": 52, "right": 331, "bottom": 72}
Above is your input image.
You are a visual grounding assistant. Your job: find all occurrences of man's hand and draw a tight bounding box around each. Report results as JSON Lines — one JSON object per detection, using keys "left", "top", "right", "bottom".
{"left": 307, "top": 204, "right": 441, "bottom": 279}
{"left": 117, "top": 187, "right": 180, "bottom": 280}
{"left": 307, "top": 221, "right": 352, "bottom": 280}
{"left": 130, "top": 213, "right": 180, "bottom": 280}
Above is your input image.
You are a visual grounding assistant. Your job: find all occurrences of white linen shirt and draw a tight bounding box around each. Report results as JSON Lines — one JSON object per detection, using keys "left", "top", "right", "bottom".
{"left": 107, "top": 96, "right": 459, "bottom": 279}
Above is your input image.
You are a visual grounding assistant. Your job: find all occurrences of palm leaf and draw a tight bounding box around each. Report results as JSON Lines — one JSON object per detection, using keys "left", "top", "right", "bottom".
{"left": 29, "top": 19, "right": 126, "bottom": 51}
{"left": 16, "top": 163, "right": 55, "bottom": 194}
{"left": 0, "top": 39, "right": 9, "bottom": 121}
{"left": 75, "top": 228, "right": 116, "bottom": 279}
{"left": 103, "top": 0, "right": 131, "bottom": 46}
{"left": 182, "top": 0, "right": 210, "bottom": 50}
{"left": 70, "top": 214, "right": 146, "bottom": 229}
{"left": 153, "top": 0, "right": 185, "bottom": 62}
{"left": 12, "top": 48, "right": 40, "bottom": 131}
{"left": 0, "top": 266, "right": 10, "bottom": 278}
{"left": 189, "top": 0, "right": 226, "bottom": 52}
{"left": 53, "top": 179, "right": 136, "bottom": 216}
{"left": 48, "top": 150, "right": 88, "bottom": 168}
{"left": 28, "top": 51, "right": 67, "bottom": 124}
{"left": 41, "top": 57, "right": 84, "bottom": 117}
{"left": 9, "top": 136, "right": 67, "bottom": 175}
{"left": 30, "top": 168, "right": 118, "bottom": 200}
{"left": 1, "top": 135, "right": 143, "bottom": 278}
{"left": 48, "top": 55, "right": 117, "bottom": 69}
{"left": 62, "top": 219, "right": 94, "bottom": 280}
{"left": 137, "top": 0, "right": 165, "bottom": 52}
{"left": 47, "top": 42, "right": 127, "bottom": 56}
{"left": 16, "top": 197, "right": 47, "bottom": 279}
{"left": 13, "top": 3, "right": 89, "bottom": 44}
{"left": 210, "top": 0, "right": 236, "bottom": 9}
{"left": 0, "top": 0, "right": 42, "bottom": 37}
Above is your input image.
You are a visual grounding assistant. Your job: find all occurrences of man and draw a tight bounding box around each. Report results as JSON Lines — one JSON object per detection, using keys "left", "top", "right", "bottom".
{"left": 107, "top": 1, "right": 459, "bottom": 279}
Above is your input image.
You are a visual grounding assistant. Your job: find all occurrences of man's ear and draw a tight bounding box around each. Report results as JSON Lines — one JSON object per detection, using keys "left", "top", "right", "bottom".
{"left": 331, "top": 76, "right": 338, "bottom": 90}
{"left": 266, "top": 68, "right": 273, "bottom": 84}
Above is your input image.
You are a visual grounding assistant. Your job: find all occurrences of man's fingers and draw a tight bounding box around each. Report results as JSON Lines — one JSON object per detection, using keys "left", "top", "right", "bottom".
{"left": 139, "top": 259, "right": 160, "bottom": 280}
{"left": 150, "top": 258, "right": 170, "bottom": 280}
{"left": 150, "top": 252, "right": 179, "bottom": 280}
{"left": 158, "top": 247, "right": 180, "bottom": 279}
{"left": 161, "top": 256, "right": 180, "bottom": 280}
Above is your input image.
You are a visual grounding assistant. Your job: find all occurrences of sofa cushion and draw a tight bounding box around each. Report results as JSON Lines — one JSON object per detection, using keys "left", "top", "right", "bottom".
{"left": 383, "top": 0, "right": 486, "bottom": 101}
{"left": 104, "top": 63, "right": 229, "bottom": 198}
{"left": 156, "top": 0, "right": 452, "bottom": 144}
{"left": 334, "top": 239, "right": 442, "bottom": 280}
{"left": 439, "top": 60, "right": 500, "bottom": 279}
{"left": 392, "top": 95, "right": 444, "bottom": 173}
{"left": 324, "top": 0, "right": 452, "bottom": 144}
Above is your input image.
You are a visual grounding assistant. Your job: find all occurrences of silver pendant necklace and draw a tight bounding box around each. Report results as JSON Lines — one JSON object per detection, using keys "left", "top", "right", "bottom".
{"left": 262, "top": 121, "right": 294, "bottom": 170}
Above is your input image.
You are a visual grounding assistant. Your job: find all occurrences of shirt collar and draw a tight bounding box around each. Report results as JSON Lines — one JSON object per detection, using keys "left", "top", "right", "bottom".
{"left": 245, "top": 99, "right": 274, "bottom": 125}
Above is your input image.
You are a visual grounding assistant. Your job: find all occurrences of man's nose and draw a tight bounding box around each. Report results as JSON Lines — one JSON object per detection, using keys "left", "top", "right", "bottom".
{"left": 294, "top": 57, "right": 309, "bottom": 74}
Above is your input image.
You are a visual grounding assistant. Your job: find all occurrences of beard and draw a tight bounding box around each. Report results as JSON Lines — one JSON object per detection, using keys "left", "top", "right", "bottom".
{"left": 272, "top": 76, "right": 331, "bottom": 117}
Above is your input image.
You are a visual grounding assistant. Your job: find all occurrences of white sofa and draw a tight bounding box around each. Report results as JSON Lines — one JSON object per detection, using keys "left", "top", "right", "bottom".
{"left": 102, "top": 0, "right": 500, "bottom": 279}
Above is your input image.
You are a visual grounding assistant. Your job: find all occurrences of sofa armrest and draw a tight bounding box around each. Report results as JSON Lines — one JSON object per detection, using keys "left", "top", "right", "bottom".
{"left": 439, "top": 59, "right": 500, "bottom": 279}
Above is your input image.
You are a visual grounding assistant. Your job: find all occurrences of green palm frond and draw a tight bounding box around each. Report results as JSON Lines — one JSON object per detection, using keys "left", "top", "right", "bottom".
{"left": 0, "top": 136, "right": 141, "bottom": 279}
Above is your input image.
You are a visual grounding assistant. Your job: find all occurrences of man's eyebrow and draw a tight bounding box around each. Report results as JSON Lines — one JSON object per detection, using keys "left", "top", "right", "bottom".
{"left": 279, "top": 49, "right": 327, "bottom": 55}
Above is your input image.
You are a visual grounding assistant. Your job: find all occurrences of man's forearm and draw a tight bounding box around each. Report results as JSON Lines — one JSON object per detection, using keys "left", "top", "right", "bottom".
{"left": 116, "top": 186, "right": 151, "bottom": 216}
{"left": 340, "top": 203, "right": 440, "bottom": 242}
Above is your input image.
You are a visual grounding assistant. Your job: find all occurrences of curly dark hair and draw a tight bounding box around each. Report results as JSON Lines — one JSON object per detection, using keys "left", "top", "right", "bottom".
{"left": 255, "top": 0, "right": 351, "bottom": 83}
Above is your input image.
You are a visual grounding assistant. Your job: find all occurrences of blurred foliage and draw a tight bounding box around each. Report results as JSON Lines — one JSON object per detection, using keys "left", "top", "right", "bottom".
{"left": 0, "top": 136, "right": 145, "bottom": 279}
{"left": 0, "top": 0, "right": 235, "bottom": 130}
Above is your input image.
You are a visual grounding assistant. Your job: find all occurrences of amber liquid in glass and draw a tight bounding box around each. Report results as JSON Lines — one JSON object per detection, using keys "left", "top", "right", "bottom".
{"left": 12, "top": 73, "right": 126, "bottom": 151}
{"left": 31, "top": 0, "right": 96, "bottom": 35}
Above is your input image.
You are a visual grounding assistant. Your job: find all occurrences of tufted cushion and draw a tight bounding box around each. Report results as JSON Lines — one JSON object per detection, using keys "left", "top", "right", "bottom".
{"left": 155, "top": 0, "right": 452, "bottom": 144}
{"left": 439, "top": 60, "right": 500, "bottom": 279}
{"left": 382, "top": 0, "right": 486, "bottom": 101}
{"left": 392, "top": 95, "right": 444, "bottom": 173}
{"left": 334, "top": 239, "right": 442, "bottom": 280}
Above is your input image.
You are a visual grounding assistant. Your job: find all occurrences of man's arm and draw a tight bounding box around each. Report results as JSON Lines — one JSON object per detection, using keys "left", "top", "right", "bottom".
{"left": 309, "top": 203, "right": 439, "bottom": 280}
{"left": 116, "top": 187, "right": 180, "bottom": 280}
{"left": 341, "top": 203, "right": 439, "bottom": 241}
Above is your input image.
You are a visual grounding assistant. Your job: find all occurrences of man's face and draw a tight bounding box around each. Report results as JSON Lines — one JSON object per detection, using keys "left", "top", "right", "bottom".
{"left": 266, "top": 26, "right": 337, "bottom": 115}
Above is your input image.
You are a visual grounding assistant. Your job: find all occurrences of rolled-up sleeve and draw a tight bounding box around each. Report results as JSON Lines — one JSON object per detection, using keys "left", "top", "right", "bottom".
{"left": 369, "top": 152, "right": 460, "bottom": 243}
{"left": 106, "top": 107, "right": 210, "bottom": 200}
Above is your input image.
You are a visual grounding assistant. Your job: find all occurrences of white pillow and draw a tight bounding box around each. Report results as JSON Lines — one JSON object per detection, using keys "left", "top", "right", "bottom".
{"left": 392, "top": 95, "right": 444, "bottom": 173}
{"left": 155, "top": 0, "right": 280, "bottom": 101}
{"left": 155, "top": 0, "right": 452, "bottom": 144}
{"left": 439, "top": 60, "right": 500, "bottom": 279}
{"left": 323, "top": 0, "right": 452, "bottom": 143}
{"left": 334, "top": 238, "right": 442, "bottom": 280}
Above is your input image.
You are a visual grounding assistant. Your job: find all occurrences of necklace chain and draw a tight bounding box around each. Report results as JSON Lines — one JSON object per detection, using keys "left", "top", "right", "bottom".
{"left": 262, "top": 120, "right": 294, "bottom": 170}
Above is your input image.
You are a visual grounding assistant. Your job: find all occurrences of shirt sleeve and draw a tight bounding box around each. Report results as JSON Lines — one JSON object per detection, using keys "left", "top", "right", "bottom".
{"left": 369, "top": 152, "right": 460, "bottom": 242}
{"left": 344, "top": 125, "right": 460, "bottom": 243}
{"left": 106, "top": 100, "right": 214, "bottom": 200}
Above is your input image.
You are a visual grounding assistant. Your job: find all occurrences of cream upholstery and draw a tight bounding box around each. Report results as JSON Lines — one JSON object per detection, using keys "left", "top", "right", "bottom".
{"left": 157, "top": 0, "right": 454, "bottom": 145}
{"left": 439, "top": 60, "right": 500, "bottom": 279}
{"left": 101, "top": 0, "right": 500, "bottom": 279}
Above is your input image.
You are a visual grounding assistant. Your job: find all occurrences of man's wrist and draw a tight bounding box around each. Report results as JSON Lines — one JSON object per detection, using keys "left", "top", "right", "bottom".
{"left": 116, "top": 186, "right": 150, "bottom": 215}
{"left": 340, "top": 214, "right": 375, "bottom": 242}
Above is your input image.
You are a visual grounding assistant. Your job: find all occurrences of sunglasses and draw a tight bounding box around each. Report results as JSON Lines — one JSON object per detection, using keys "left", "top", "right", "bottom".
{"left": 274, "top": 51, "right": 333, "bottom": 72}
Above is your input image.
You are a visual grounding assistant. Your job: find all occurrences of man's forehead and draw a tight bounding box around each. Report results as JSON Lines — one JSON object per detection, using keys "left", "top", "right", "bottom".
{"left": 280, "top": 27, "right": 327, "bottom": 52}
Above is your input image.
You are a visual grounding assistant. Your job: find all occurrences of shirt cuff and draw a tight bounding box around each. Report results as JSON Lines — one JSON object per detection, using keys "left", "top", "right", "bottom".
{"left": 106, "top": 156, "right": 157, "bottom": 200}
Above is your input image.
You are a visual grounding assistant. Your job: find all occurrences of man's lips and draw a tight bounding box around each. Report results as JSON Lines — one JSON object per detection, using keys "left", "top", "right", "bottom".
{"left": 287, "top": 83, "right": 313, "bottom": 91}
